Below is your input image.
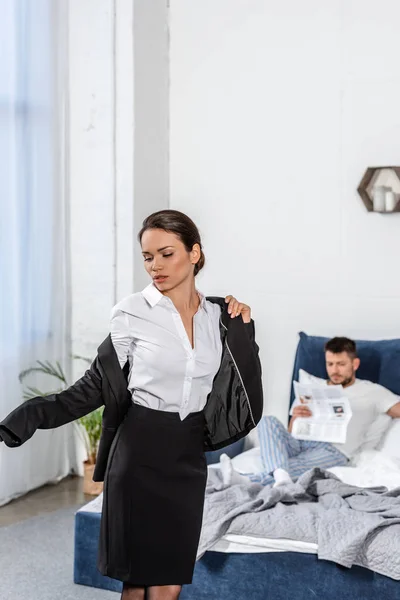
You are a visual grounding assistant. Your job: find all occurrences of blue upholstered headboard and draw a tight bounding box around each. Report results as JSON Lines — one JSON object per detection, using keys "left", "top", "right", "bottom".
{"left": 289, "top": 332, "right": 400, "bottom": 414}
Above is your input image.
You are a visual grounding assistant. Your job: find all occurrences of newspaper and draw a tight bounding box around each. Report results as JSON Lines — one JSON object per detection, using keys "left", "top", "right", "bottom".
{"left": 290, "top": 381, "right": 352, "bottom": 444}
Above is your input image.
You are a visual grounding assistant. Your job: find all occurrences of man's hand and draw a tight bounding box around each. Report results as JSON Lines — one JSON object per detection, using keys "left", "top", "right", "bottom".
{"left": 387, "top": 401, "right": 400, "bottom": 419}
{"left": 288, "top": 405, "right": 312, "bottom": 433}
{"left": 292, "top": 405, "right": 312, "bottom": 419}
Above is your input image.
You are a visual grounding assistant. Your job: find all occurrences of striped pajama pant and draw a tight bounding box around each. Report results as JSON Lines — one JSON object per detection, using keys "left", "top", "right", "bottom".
{"left": 247, "top": 416, "right": 349, "bottom": 486}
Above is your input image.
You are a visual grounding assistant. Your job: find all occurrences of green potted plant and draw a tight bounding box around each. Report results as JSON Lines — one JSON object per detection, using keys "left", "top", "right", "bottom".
{"left": 19, "top": 357, "right": 104, "bottom": 495}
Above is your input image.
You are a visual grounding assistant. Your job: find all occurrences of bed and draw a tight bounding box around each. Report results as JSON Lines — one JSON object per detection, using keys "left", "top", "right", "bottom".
{"left": 181, "top": 331, "right": 400, "bottom": 599}
{"left": 74, "top": 331, "right": 400, "bottom": 599}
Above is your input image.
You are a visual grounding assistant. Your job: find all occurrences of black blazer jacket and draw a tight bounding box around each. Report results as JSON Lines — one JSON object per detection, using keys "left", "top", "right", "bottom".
{"left": 0, "top": 297, "right": 263, "bottom": 482}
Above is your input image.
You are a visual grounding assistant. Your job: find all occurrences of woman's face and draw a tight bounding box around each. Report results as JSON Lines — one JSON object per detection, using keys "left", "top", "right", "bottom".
{"left": 141, "top": 228, "right": 200, "bottom": 291}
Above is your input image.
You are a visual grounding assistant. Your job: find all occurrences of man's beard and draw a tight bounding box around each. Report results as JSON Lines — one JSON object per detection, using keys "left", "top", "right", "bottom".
{"left": 329, "top": 374, "right": 354, "bottom": 388}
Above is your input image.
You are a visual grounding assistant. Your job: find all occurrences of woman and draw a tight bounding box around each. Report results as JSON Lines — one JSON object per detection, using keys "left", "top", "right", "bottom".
{"left": 0, "top": 210, "right": 263, "bottom": 600}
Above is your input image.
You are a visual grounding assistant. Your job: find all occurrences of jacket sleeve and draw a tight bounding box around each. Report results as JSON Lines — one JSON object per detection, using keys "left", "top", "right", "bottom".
{"left": 0, "top": 360, "right": 104, "bottom": 448}
{"left": 244, "top": 319, "right": 260, "bottom": 357}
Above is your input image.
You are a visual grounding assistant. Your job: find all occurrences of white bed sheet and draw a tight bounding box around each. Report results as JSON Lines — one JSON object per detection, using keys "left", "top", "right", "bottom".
{"left": 210, "top": 535, "right": 318, "bottom": 554}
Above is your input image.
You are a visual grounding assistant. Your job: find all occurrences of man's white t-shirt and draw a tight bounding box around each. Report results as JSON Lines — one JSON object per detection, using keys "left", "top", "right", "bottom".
{"left": 332, "top": 380, "right": 398, "bottom": 458}
{"left": 296, "top": 371, "right": 399, "bottom": 459}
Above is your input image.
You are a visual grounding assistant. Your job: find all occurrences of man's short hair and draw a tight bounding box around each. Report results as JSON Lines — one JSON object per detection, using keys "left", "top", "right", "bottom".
{"left": 324, "top": 337, "right": 357, "bottom": 359}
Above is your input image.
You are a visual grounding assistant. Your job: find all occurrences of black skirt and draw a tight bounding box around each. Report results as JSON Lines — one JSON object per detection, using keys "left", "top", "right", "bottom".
{"left": 97, "top": 402, "right": 208, "bottom": 586}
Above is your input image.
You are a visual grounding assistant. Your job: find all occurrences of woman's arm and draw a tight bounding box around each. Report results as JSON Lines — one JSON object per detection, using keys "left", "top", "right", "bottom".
{"left": 0, "top": 360, "right": 104, "bottom": 447}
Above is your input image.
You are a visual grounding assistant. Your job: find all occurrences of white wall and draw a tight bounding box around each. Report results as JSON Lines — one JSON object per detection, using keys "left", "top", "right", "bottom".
{"left": 69, "top": 0, "right": 131, "bottom": 375}
{"left": 69, "top": 0, "right": 169, "bottom": 377}
{"left": 170, "top": 0, "right": 400, "bottom": 425}
{"left": 133, "top": 0, "right": 170, "bottom": 292}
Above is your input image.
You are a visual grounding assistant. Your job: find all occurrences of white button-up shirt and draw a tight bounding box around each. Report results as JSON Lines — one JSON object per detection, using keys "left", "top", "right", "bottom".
{"left": 110, "top": 282, "right": 223, "bottom": 420}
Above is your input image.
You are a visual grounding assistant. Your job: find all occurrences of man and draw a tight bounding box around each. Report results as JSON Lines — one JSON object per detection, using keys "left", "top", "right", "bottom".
{"left": 220, "top": 337, "right": 400, "bottom": 487}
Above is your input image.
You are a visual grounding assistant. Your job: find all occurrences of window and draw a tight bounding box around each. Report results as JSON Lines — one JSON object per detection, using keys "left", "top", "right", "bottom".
{"left": 0, "top": 0, "right": 56, "bottom": 344}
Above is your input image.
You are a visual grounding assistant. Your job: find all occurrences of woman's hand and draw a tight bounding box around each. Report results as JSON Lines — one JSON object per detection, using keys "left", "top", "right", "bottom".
{"left": 225, "top": 295, "right": 251, "bottom": 323}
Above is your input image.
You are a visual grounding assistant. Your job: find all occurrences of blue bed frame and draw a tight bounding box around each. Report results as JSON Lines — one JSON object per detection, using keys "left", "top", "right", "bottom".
{"left": 180, "top": 550, "right": 399, "bottom": 600}
{"left": 74, "top": 331, "right": 400, "bottom": 599}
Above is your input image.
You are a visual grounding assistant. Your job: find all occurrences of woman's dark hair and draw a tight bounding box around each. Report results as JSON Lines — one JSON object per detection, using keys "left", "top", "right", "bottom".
{"left": 324, "top": 337, "right": 357, "bottom": 359}
{"left": 138, "top": 209, "right": 205, "bottom": 276}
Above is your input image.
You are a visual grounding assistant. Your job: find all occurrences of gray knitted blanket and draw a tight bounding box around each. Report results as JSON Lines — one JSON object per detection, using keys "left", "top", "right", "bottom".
{"left": 198, "top": 468, "right": 400, "bottom": 580}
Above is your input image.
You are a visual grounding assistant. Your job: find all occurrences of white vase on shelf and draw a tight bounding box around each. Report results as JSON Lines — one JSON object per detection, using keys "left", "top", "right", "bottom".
{"left": 372, "top": 186, "right": 386, "bottom": 212}
{"left": 385, "top": 189, "right": 397, "bottom": 212}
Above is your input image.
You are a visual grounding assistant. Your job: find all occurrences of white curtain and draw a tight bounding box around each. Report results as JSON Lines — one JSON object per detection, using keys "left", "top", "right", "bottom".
{"left": 0, "top": 0, "right": 77, "bottom": 506}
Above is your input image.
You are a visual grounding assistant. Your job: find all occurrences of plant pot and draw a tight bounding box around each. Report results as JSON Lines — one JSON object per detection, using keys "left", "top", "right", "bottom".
{"left": 83, "top": 460, "right": 103, "bottom": 496}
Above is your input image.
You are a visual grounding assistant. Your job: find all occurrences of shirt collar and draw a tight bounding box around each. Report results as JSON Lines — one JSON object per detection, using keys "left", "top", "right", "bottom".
{"left": 141, "top": 282, "right": 164, "bottom": 307}
{"left": 141, "top": 282, "right": 207, "bottom": 311}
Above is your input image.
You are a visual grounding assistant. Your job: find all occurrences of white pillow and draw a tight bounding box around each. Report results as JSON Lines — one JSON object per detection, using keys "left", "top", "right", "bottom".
{"left": 208, "top": 446, "right": 264, "bottom": 473}
{"left": 289, "top": 369, "right": 327, "bottom": 415}
{"left": 207, "top": 447, "right": 263, "bottom": 474}
{"left": 377, "top": 419, "right": 400, "bottom": 460}
{"left": 298, "top": 369, "right": 327, "bottom": 386}
{"left": 231, "top": 447, "right": 263, "bottom": 474}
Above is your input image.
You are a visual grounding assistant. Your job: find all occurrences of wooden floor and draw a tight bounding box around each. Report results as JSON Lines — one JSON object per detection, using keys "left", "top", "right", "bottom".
{"left": 0, "top": 475, "right": 93, "bottom": 527}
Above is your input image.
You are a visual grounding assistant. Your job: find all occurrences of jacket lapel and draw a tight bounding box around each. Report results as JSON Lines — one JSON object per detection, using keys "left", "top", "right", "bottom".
{"left": 206, "top": 296, "right": 229, "bottom": 324}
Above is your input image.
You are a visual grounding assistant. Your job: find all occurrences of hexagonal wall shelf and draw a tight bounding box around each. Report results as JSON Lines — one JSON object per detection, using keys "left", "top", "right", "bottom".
{"left": 357, "top": 167, "right": 400, "bottom": 213}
